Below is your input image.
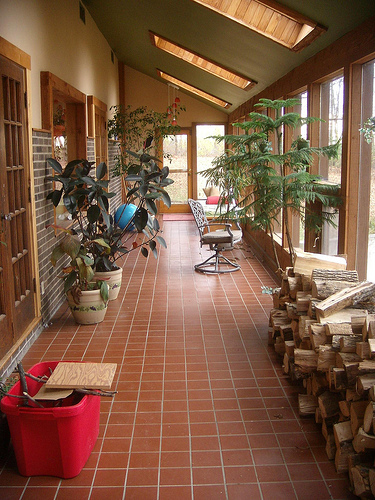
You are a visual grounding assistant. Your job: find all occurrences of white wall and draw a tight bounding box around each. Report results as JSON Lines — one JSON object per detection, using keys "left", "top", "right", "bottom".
{"left": 0, "top": 0, "right": 119, "bottom": 129}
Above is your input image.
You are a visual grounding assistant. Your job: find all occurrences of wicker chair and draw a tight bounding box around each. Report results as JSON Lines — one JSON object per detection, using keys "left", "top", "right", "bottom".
{"left": 188, "top": 199, "right": 241, "bottom": 274}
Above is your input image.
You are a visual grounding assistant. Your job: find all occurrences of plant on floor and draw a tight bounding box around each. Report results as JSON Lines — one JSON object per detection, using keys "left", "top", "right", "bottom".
{"left": 201, "top": 98, "right": 342, "bottom": 271}
{"left": 50, "top": 230, "right": 109, "bottom": 304}
{"left": 46, "top": 151, "right": 173, "bottom": 274}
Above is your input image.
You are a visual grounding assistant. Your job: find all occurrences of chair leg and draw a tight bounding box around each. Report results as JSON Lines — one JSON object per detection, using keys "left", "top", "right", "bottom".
{"left": 194, "top": 248, "right": 241, "bottom": 274}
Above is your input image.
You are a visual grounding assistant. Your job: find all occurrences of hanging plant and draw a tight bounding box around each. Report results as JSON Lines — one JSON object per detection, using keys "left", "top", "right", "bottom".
{"left": 107, "top": 104, "right": 185, "bottom": 177}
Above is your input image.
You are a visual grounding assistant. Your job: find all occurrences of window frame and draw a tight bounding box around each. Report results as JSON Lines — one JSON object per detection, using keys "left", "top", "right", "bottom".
{"left": 308, "top": 70, "right": 345, "bottom": 256}
{"left": 347, "top": 54, "right": 375, "bottom": 277}
{"left": 41, "top": 72, "right": 87, "bottom": 227}
{"left": 87, "top": 95, "right": 108, "bottom": 173}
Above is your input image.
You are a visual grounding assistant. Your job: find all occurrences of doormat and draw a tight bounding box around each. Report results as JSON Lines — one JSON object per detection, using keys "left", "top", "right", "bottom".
{"left": 163, "top": 214, "right": 194, "bottom": 221}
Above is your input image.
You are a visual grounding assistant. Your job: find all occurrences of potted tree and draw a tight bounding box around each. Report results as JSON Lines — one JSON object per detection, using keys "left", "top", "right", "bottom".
{"left": 46, "top": 145, "right": 174, "bottom": 303}
{"left": 50, "top": 231, "right": 109, "bottom": 324}
{"left": 201, "top": 98, "right": 342, "bottom": 272}
{"left": 46, "top": 157, "right": 122, "bottom": 302}
{"left": 84, "top": 144, "right": 174, "bottom": 298}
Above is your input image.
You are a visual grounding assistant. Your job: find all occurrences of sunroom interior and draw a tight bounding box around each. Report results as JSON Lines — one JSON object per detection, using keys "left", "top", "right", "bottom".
{"left": 1, "top": 1, "right": 375, "bottom": 498}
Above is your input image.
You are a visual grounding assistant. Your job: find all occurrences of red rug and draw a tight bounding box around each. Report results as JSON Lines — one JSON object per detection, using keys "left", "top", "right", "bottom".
{"left": 163, "top": 214, "right": 194, "bottom": 221}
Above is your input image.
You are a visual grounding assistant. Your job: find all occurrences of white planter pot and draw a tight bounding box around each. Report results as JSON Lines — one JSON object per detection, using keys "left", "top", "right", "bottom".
{"left": 67, "top": 289, "right": 108, "bottom": 324}
{"left": 93, "top": 267, "right": 123, "bottom": 301}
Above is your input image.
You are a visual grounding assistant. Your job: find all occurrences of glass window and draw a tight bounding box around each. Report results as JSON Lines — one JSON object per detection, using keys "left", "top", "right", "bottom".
{"left": 319, "top": 75, "right": 344, "bottom": 255}
{"left": 53, "top": 99, "right": 68, "bottom": 222}
{"left": 320, "top": 76, "right": 344, "bottom": 183}
{"left": 41, "top": 72, "right": 86, "bottom": 228}
{"left": 360, "top": 60, "right": 375, "bottom": 281}
{"left": 196, "top": 124, "right": 226, "bottom": 201}
{"left": 287, "top": 91, "right": 308, "bottom": 250}
{"left": 163, "top": 132, "right": 190, "bottom": 205}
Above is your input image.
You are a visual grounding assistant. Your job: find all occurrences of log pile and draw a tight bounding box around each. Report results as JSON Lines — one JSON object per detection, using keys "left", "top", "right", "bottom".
{"left": 269, "top": 254, "right": 375, "bottom": 498}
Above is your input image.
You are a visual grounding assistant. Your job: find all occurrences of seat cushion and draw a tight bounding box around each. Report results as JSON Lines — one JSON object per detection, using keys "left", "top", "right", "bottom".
{"left": 211, "top": 228, "right": 242, "bottom": 249}
{"left": 201, "top": 231, "right": 232, "bottom": 245}
{"left": 231, "top": 229, "right": 242, "bottom": 244}
{"left": 206, "top": 195, "right": 220, "bottom": 205}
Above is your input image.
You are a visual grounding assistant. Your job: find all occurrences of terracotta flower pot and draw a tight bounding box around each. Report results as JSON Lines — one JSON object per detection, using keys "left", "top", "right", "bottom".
{"left": 93, "top": 267, "right": 123, "bottom": 301}
{"left": 66, "top": 288, "right": 108, "bottom": 324}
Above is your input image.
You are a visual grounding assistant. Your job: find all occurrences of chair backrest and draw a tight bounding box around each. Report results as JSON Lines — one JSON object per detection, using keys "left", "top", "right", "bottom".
{"left": 188, "top": 199, "right": 209, "bottom": 235}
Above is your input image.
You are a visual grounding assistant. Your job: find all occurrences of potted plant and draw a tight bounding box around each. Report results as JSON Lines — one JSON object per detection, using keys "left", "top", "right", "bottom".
{"left": 201, "top": 98, "right": 342, "bottom": 272}
{"left": 107, "top": 104, "right": 185, "bottom": 177}
{"left": 47, "top": 158, "right": 128, "bottom": 300}
{"left": 46, "top": 147, "right": 174, "bottom": 303}
{"left": 53, "top": 103, "right": 66, "bottom": 137}
{"left": 46, "top": 157, "right": 123, "bottom": 301}
{"left": 50, "top": 230, "right": 109, "bottom": 324}
{"left": 86, "top": 145, "right": 174, "bottom": 298}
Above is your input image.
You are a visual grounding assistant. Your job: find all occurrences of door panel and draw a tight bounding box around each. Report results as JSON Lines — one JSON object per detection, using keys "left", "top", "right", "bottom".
{"left": 162, "top": 131, "right": 192, "bottom": 213}
{"left": 0, "top": 55, "right": 36, "bottom": 358}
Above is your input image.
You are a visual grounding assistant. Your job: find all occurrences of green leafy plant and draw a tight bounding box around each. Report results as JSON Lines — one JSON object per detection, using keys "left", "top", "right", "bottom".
{"left": 201, "top": 98, "right": 342, "bottom": 271}
{"left": 46, "top": 149, "right": 173, "bottom": 274}
{"left": 360, "top": 116, "right": 375, "bottom": 144}
{"left": 50, "top": 230, "right": 109, "bottom": 304}
{"left": 108, "top": 104, "right": 185, "bottom": 177}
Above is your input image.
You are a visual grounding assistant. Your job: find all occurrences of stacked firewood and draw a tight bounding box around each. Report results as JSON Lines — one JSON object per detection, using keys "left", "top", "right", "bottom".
{"left": 269, "top": 253, "right": 375, "bottom": 498}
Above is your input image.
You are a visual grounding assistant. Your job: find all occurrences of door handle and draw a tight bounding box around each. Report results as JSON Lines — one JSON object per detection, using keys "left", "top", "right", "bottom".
{"left": 1, "top": 213, "right": 12, "bottom": 221}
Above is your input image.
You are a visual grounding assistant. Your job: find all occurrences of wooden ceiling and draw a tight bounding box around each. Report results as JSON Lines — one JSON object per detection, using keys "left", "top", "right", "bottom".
{"left": 82, "top": 0, "right": 375, "bottom": 112}
{"left": 150, "top": 31, "right": 256, "bottom": 91}
{"left": 191, "top": 0, "right": 326, "bottom": 52}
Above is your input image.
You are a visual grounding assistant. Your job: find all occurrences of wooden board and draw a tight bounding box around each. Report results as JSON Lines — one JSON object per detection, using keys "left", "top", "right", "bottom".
{"left": 316, "top": 282, "right": 375, "bottom": 319}
{"left": 293, "top": 251, "right": 347, "bottom": 277}
{"left": 45, "top": 362, "right": 117, "bottom": 390}
{"left": 319, "top": 309, "right": 367, "bottom": 325}
{"left": 34, "top": 385, "right": 73, "bottom": 400}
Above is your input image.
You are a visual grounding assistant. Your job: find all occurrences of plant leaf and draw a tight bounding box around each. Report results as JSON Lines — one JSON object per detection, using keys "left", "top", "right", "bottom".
{"left": 87, "top": 205, "right": 101, "bottom": 223}
{"left": 134, "top": 207, "right": 149, "bottom": 231}
{"left": 96, "top": 162, "right": 107, "bottom": 180}
{"left": 99, "top": 280, "right": 109, "bottom": 302}
{"left": 47, "top": 157, "right": 63, "bottom": 174}
{"left": 156, "top": 235, "right": 167, "bottom": 248}
{"left": 145, "top": 199, "right": 157, "bottom": 215}
{"left": 64, "top": 270, "right": 78, "bottom": 293}
{"left": 63, "top": 194, "right": 77, "bottom": 214}
{"left": 60, "top": 234, "right": 81, "bottom": 260}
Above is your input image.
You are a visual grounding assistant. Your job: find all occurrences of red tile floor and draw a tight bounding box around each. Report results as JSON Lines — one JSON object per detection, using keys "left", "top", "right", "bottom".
{"left": 0, "top": 220, "right": 356, "bottom": 499}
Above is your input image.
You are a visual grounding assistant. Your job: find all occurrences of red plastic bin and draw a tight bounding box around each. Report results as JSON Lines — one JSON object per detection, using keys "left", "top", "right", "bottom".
{"left": 0, "top": 361, "right": 100, "bottom": 478}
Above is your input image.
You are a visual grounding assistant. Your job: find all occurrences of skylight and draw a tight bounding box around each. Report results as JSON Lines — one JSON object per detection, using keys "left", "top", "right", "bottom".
{"left": 191, "top": 0, "right": 326, "bottom": 52}
{"left": 150, "top": 31, "right": 256, "bottom": 90}
{"left": 157, "top": 70, "right": 232, "bottom": 108}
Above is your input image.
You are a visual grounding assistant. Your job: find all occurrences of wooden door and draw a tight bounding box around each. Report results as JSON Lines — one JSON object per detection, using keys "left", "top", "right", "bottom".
{"left": 0, "top": 55, "right": 36, "bottom": 358}
{"left": 162, "top": 130, "right": 193, "bottom": 213}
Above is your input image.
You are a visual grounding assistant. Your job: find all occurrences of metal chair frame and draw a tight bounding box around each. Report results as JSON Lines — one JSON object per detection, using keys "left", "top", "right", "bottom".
{"left": 188, "top": 199, "right": 241, "bottom": 274}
